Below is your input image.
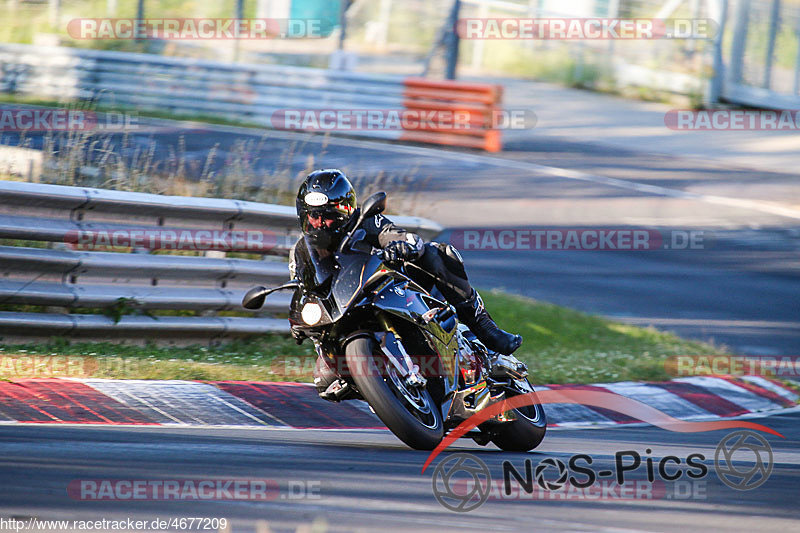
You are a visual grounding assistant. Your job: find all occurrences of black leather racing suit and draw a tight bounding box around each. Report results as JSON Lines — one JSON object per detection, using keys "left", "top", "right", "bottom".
{"left": 290, "top": 210, "right": 523, "bottom": 395}
{"left": 288, "top": 210, "right": 473, "bottom": 305}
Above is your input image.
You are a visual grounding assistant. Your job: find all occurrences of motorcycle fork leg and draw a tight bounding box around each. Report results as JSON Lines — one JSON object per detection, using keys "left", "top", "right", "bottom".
{"left": 377, "top": 314, "right": 426, "bottom": 386}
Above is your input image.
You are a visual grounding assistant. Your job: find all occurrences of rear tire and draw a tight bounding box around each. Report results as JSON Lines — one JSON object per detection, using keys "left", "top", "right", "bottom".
{"left": 490, "top": 383, "right": 547, "bottom": 452}
{"left": 345, "top": 337, "right": 444, "bottom": 450}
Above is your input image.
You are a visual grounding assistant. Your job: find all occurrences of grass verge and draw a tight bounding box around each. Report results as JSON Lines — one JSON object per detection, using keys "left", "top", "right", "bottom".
{"left": 480, "top": 291, "right": 722, "bottom": 384}
{"left": 0, "top": 291, "right": 724, "bottom": 384}
{"left": 0, "top": 95, "right": 433, "bottom": 216}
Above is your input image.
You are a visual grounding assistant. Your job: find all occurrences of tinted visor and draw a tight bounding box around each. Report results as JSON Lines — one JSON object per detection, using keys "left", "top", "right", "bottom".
{"left": 301, "top": 208, "right": 348, "bottom": 234}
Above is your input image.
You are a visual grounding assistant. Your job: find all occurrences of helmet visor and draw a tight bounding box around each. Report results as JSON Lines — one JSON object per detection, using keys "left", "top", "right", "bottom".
{"left": 301, "top": 208, "right": 348, "bottom": 234}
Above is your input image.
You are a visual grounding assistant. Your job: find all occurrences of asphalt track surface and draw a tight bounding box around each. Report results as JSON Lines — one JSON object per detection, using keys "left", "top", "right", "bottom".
{"left": 0, "top": 410, "right": 797, "bottom": 533}
{"left": 2, "top": 117, "right": 799, "bottom": 532}
{"left": 3, "top": 120, "right": 798, "bottom": 354}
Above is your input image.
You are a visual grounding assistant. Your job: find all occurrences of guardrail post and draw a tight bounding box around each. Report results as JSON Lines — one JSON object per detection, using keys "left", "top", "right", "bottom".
{"left": 444, "top": 0, "right": 461, "bottom": 80}
{"left": 795, "top": 16, "right": 800, "bottom": 95}
{"left": 762, "top": 0, "right": 782, "bottom": 90}
{"left": 706, "top": 0, "right": 729, "bottom": 105}
{"left": 135, "top": 0, "right": 145, "bottom": 42}
{"left": 727, "top": 0, "right": 750, "bottom": 86}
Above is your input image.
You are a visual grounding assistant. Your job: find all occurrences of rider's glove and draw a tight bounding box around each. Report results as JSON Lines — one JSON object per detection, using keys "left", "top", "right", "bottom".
{"left": 290, "top": 326, "right": 306, "bottom": 345}
{"left": 383, "top": 240, "right": 417, "bottom": 266}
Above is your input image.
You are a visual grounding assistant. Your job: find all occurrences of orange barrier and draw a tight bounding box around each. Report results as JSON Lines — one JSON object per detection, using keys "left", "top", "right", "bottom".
{"left": 401, "top": 78, "right": 504, "bottom": 152}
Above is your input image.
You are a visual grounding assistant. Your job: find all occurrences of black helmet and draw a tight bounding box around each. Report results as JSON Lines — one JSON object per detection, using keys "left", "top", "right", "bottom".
{"left": 296, "top": 169, "right": 357, "bottom": 250}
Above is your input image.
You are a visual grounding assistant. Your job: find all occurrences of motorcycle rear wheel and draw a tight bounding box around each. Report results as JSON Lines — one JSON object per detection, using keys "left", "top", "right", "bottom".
{"left": 489, "top": 381, "right": 547, "bottom": 452}
{"left": 345, "top": 337, "right": 444, "bottom": 450}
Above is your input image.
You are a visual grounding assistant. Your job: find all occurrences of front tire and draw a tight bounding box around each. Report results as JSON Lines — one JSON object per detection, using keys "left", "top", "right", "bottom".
{"left": 345, "top": 337, "right": 444, "bottom": 450}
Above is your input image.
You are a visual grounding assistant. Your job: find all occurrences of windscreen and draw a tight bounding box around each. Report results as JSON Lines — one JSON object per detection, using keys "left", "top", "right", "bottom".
{"left": 298, "top": 235, "right": 337, "bottom": 291}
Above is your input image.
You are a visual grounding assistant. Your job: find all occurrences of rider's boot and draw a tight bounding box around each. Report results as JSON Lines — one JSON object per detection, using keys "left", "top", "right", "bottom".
{"left": 454, "top": 289, "right": 522, "bottom": 355}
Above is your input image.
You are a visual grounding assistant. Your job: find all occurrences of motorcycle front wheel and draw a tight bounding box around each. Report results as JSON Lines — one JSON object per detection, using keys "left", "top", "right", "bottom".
{"left": 345, "top": 336, "right": 444, "bottom": 450}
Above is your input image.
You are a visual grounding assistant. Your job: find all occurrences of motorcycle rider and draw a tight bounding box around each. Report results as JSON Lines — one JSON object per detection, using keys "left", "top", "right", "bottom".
{"left": 290, "top": 169, "right": 524, "bottom": 399}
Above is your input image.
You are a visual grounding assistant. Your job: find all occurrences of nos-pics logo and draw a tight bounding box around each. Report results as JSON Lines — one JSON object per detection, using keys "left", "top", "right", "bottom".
{"left": 431, "top": 430, "right": 774, "bottom": 512}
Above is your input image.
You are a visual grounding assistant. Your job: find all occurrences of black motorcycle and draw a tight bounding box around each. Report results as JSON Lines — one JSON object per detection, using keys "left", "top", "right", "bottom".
{"left": 243, "top": 193, "right": 546, "bottom": 451}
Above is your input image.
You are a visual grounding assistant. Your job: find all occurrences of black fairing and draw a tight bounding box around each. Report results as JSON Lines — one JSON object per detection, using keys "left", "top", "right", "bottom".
{"left": 289, "top": 233, "right": 460, "bottom": 415}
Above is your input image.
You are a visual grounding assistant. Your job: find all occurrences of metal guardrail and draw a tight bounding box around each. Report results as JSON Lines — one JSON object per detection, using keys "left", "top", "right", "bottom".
{"left": 0, "top": 180, "right": 443, "bottom": 342}
{"left": 0, "top": 43, "right": 504, "bottom": 150}
{"left": 0, "top": 43, "right": 406, "bottom": 138}
{"left": 0, "top": 43, "right": 405, "bottom": 102}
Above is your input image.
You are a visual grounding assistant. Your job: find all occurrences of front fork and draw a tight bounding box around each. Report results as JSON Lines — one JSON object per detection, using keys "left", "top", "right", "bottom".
{"left": 376, "top": 314, "right": 428, "bottom": 389}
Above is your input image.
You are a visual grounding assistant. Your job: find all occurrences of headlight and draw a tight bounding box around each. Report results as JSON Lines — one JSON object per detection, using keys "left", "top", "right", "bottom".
{"left": 301, "top": 302, "right": 323, "bottom": 325}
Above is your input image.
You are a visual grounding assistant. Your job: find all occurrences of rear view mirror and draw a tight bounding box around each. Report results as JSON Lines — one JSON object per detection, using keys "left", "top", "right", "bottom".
{"left": 360, "top": 192, "right": 386, "bottom": 219}
{"left": 242, "top": 280, "right": 301, "bottom": 309}
{"left": 242, "top": 286, "right": 268, "bottom": 309}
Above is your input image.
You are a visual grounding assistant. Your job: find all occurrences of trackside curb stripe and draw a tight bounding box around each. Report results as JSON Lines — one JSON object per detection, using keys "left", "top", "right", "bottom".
{"left": 673, "top": 376, "right": 785, "bottom": 412}
{"left": 0, "top": 376, "right": 795, "bottom": 428}
{"left": 740, "top": 376, "right": 800, "bottom": 402}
